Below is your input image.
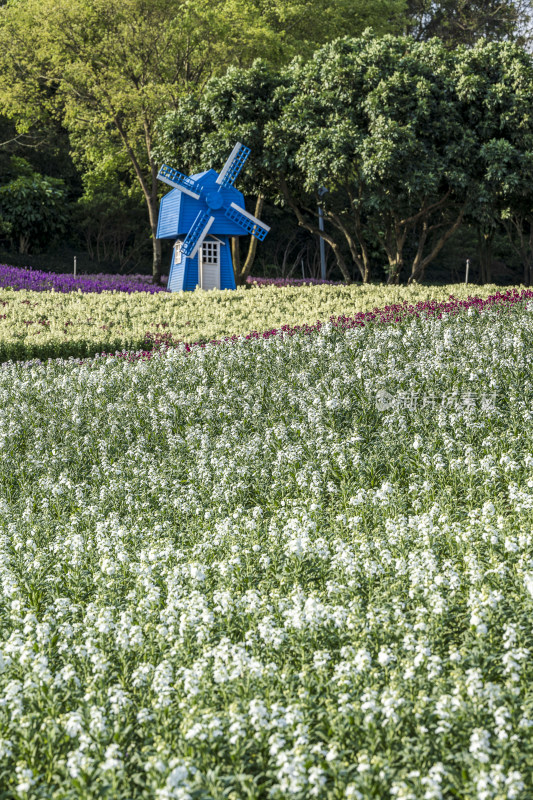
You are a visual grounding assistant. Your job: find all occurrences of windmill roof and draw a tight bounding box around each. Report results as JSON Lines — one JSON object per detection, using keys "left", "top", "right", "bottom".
{"left": 190, "top": 168, "right": 216, "bottom": 183}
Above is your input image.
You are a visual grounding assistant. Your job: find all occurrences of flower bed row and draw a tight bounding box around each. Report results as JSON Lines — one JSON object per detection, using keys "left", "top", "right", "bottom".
{"left": 101, "top": 286, "right": 533, "bottom": 363}
{"left": 0, "top": 264, "right": 167, "bottom": 293}
{"left": 0, "top": 282, "right": 506, "bottom": 363}
{"left": 0, "top": 263, "right": 344, "bottom": 294}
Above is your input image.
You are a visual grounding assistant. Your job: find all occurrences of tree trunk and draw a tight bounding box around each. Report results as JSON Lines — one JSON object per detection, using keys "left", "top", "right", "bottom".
{"left": 327, "top": 206, "right": 371, "bottom": 282}
{"left": 524, "top": 260, "right": 532, "bottom": 287}
{"left": 240, "top": 195, "right": 265, "bottom": 283}
{"left": 279, "top": 178, "right": 351, "bottom": 282}
{"left": 231, "top": 237, "right": 241, "bottom": 284}
{"left": 353, "top": 189, "right": 372, "bottom": 283}
{"left": 111, "top": 117, "right": 162, "bottom": 285}
{"left": 384, "top": 241, "right": 403, "bottom": 284}
{"left": 151, "top": 235, "right": 162, "bottom": 285}
{"left": 408, "top": 207, "right": 465, "bottom": 285}
{"left": 407, "top": 222, "right": 429, "bottom": 284}
{"left": 386, "top": 262, "right": 402, "bottom": 285}
{"left": 146, "top": 193, "right": 162, "bottom": 285}
{"left": 383, "top": 219, "right": 406, "bottom": 284}
{"left": 359, "top": 239, "right": 371, "bottom": 283}
{"left": 19, "top": 233, "right": 30, "bottom": 254}
{"left": 502, "top": 214, "right": 532, "bottom": 287}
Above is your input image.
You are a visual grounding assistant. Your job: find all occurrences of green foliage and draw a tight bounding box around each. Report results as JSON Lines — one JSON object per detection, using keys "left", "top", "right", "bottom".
{"left": 404, "top": 0, "right": 532, "bottom": 46}
{"left": 275, "top": 35, "right": 533, "bottom": 283}
{"left": 155, "top": 61, "right": 285, "bottom": 198}
{"left": 74, "top": 155, "right": 151, "bottom": 272}
{"left": 0, "top": 0, "right": 407, "bottom": 283}
{"left": 0, "top": 159, "right": 68, "bottom": 253}
{"left": 157, "top": 34, "right": 533, "bottom": 284}
{"left": 219, "top": 0, "right": 408, "bottom": 65}
{"left": 1, "top": 0, "right": 532, "bottom": 282}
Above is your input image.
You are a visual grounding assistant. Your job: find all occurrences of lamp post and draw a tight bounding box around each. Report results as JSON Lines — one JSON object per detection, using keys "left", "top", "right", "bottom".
{"left": 317, "top": 186, "right": 328, "bottom": 281}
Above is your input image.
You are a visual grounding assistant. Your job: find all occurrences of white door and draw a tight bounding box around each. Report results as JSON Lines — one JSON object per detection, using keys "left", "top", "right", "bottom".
{"left": 200, "top": 241, "right": 220, "bottom": 290}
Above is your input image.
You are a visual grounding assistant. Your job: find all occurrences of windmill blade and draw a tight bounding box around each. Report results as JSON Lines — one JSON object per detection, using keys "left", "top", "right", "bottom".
{"left": 181, "top": 210, "right": 215, "bottom": 258}
{"left": 224, "top": 202, "right": 270, "bottom": 241}
{"left": 216, "top": 142, "right": 251, "bottom": 188}
{"left": 157, "top": 164, "right": 202, "bottom": 200}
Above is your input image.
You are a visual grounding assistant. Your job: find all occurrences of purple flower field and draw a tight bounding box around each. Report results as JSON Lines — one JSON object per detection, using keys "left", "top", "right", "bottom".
{"left": 0, "top": 264, "right": 344, "bottom": 293}
{"left": 0, "top": 264, "right": 169, "bottom": 293}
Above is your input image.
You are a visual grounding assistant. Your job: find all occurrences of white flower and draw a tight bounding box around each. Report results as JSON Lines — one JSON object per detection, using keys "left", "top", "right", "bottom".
{"left": 64, "top": 711, "right": 84, "bottom": 738}
{"left": 15, "top": 765, "right": 35, "bottom": 795}
{"left": 313, "top": 650, "right": 331, "bottom": 669}
{"left": 469, "top": 728, "right": 491, "bottom": 763}
{"left": 523, "top": 573, "right": 533, "bottom": 599}
{"left": 100, "top": 744, "right": 123, "bottom": 772}
{"left": 378, "top": 648, "right": 393, "bottom": 666}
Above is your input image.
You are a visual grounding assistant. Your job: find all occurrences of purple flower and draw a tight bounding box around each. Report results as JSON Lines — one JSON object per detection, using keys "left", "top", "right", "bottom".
{"left": 0, "top": 264, "right": 168, "bottom": 294}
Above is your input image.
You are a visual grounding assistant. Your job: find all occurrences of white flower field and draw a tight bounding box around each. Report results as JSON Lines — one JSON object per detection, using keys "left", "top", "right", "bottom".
{"left": 1, "top": 298, "right": 533, "bottom": 798}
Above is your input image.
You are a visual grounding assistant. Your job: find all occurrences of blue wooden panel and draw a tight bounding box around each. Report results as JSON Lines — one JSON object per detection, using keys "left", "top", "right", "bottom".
{"left": 158, "top": 168, "right": 256, "bottom": 239}
{"left": 167, "top": 236, "right": 236, "bottom": 292}
{"left": 177, "top": 171, "right": 247, "bottom": 236}
{"left": 158, "top": 165, "right": 202, "bottom": 197}
{"left": 181, "top": 210, "right": 212, "bottom": 256}
{"left": 168, "top": 251, "right": 185, "bottom": 292}
{"left": 157, "top": 190, "right": 182, "bottom": 239}
{"left": 183, "top": 256, "right": 199, "bottom": 291}
{"left": 224, "top": 204, "right": 269, "bottom": 240}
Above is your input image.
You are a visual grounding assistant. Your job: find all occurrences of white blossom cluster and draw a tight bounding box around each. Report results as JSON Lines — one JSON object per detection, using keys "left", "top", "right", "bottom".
{"left": 0, "top": 302, "right": 532, "bottom": 798}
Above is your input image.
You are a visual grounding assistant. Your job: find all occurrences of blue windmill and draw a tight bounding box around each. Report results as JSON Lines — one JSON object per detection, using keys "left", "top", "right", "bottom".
{"left": 156, "top": 143, "right": 270, "bottom": 292}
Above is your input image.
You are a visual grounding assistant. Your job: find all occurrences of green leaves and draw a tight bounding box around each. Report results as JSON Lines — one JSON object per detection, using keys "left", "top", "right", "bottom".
{"left": 0, "top": 162, "right": 68, "bottom": 254}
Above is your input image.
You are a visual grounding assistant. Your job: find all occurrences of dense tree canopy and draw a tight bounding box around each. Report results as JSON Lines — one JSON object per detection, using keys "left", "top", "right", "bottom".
{"left": 157, "top": 34, "right": 533, "bottom": 284}
{"left": 276, "top": 35, "right": 533, "bottom": 283}
{"left": 0, "top": 158, "right": 68, "bottom": 254}
{"left": 405, "top": 0, "right": 533, "bottom": 46}
{"left": 0, "top": 0, "right": 408, "bottom": 282}
{"left": 1, "top": 0, "right": 533, "bottom": 283}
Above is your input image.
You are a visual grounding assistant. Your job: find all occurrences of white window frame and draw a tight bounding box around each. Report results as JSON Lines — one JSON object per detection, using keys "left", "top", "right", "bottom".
{"left": 173, "top": 240, "right": 183, "bottom": 265}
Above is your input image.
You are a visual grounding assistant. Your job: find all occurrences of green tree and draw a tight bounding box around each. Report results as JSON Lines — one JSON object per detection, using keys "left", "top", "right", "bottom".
{"left": 274, "top": 34, "right": 533, "bottom": 284}
{"left": 0, "top": 158, "right": 68, "bottom": 253}
{"left": 453, "top": 42, "right": 533, "bottom": 285}
{"left": 229, "top": 0, "right": 408, "bottom": 64}
{"left": 404, "top": 0, "right": 532, "bottom": 46}
{"left": 272, "top": 35, "right": 472, "bottom": 283}
{"left": 75, "top": 156, "right": 151, "bottom": 273}
{"left": 0, "top": 0, "right": 247, "bottom": 283}
{"left": 0, "top": 0, "right": 406, "bottom": 284}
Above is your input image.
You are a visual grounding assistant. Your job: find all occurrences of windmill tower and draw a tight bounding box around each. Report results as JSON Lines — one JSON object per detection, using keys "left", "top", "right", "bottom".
{"left": 156, "top": 143, "right": 270, "bottom": 292}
